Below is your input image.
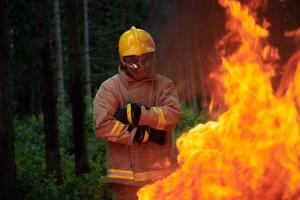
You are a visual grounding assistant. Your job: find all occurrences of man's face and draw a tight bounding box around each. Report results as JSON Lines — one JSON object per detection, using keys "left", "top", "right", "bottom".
{"left": 123, "top": 52, "right": 155, "bottom": 80}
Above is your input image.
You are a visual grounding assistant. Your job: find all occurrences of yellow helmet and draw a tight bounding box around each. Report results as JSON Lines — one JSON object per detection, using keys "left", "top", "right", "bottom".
{"left": 118, "top": 26, "right": 155, "bottom": 63}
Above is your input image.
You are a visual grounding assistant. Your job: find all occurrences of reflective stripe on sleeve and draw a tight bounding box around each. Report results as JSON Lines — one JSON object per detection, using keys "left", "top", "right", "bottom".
{"left": 110, "top": 121, "right": 125, "bottom": 136}
{"left": 152, "top": 107, "right": 166, "bottom": 129}
{"left": 143, "top": 129, "right": 149, "bottom": 143}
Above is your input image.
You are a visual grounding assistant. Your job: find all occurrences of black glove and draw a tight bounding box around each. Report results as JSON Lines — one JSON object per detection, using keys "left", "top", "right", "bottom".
{"left": 134, "top": 126, "right": 149, "bottom": 144}
{"left": 127, "top": 103, "right": 141, "bottom": 125}
{"left": 114, "top": 103, "right": 141, "bottom": 125}
{"left": 134, "top": 127, "right": 167, "bottom": 145}
{"left": 114, "top": 108, "right": 128, "bottom": 124}
{"left": 148, "top": 129, "right": 167, "bottom": 145}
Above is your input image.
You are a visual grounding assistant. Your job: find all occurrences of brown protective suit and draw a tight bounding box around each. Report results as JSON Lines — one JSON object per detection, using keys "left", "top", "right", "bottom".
{"left": 93, "top": 66, "right": 180, "bottom": 190}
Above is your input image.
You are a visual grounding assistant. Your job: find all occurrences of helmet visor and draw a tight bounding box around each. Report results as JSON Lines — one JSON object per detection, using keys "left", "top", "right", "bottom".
{"left": 123, "top": 52, "right": 155, "bottom": 68}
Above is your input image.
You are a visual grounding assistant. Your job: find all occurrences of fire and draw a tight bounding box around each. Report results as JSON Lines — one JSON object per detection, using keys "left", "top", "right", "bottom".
{"left": 138, "top": 0, "right": 300, "bottom": 199}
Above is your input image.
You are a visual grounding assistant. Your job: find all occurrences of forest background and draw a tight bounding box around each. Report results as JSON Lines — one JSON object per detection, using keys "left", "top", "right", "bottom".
{"left": 1, "top": 0, "right": 299, "bottom": 199}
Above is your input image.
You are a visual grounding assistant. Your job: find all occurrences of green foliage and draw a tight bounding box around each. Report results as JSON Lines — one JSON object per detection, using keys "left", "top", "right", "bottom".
{"left": 15, "top": 102, "right": 111, "bottom": 200}
{"left": 173, "top": 103, "right": 207, "bottom": 139}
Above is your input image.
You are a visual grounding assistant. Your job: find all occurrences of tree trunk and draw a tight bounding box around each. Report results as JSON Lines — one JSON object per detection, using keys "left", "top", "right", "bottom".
{"left": 54, "top": 0, "right": 65, "bottom": 113}
{"left": 83, "top": 0, "right": 91, "bottom": 97}
{"left": 65, "top": 0, "right": 90, "bottom": 175}
{"left": 37, "top": 0, "right": 63, "bottom": 182}
{"left": 0, "top": 0, "right": 17, "bottom": 199}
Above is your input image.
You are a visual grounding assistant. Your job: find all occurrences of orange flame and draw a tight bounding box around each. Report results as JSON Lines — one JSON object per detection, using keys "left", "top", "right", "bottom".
{"left": 138, "top": 0, "right": 300, "bottom": 199}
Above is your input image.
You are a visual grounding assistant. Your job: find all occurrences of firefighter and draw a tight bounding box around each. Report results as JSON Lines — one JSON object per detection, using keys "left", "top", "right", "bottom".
{"left": 93, "top": 26, "right": 180, "bottom": 200}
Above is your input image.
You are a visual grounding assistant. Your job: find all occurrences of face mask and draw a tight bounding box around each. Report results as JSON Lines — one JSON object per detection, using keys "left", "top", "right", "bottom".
{"left": 123, "top": 52, "right": 155, "bottom": 81}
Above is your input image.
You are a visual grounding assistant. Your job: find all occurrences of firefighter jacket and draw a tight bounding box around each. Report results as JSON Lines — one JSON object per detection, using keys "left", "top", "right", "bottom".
{"left": 93, "top": 66, "right": 180, "bottom": 186}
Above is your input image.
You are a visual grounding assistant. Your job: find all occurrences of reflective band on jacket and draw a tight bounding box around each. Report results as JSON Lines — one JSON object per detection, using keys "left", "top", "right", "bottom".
{"left": 110, "top": 121, "right": 125, "bottom": 136}
{"left": 152, "top": 107, "right": 166, "bottom": 129}
{"left": 107, "top": 169, "right": 134, "bottom": 180}
{"left": 107, "top": 168, "right": 174, "bottom": 182}
{"left": 127, "top": 104, "right": 133, "bottom": 124}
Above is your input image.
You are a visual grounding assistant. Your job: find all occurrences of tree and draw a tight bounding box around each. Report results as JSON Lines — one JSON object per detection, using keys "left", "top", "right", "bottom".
{"left": 10, "top": 0, "right": 43, "bottom": 115}
{"left": 65, "top": 0, "right": 90, "bottom": 174}
{"left": 37, "top": 0, "right": 62, "bottom": 182}
{"left": 54, "top": 0, "right": 65, "bottom": 113}
{"left": 0, "top": 0, "right": 17, "bottom": 199}
{"left": 83, "top": 0, "right": 91, "bottom": 97}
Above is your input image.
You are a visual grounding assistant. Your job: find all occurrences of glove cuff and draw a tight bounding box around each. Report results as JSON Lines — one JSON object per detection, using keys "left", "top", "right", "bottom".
{"left": 142, "top": 129, "right": 149, "bottom": 143}
{"left": 126, "top": 103, "right": 141, "bottom": 125}
{"left": 126, "top": 103, "right": 134, "bottom": 124}
{"left": 134, "top": 126, "right": 149, "bottom": 144}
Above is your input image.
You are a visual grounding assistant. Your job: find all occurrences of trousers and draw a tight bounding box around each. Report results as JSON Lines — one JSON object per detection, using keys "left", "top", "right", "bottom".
{"left": 111, "top": 183, "right": 142, "bottom": 200}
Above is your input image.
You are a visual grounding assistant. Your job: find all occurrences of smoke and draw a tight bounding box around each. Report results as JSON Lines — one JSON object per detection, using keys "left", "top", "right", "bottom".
{"left": 154, "top": 0, "right": 226, "bottom": 112}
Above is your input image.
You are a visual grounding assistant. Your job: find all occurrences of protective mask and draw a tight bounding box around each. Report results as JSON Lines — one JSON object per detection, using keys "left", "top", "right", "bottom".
{"left": 123, "top": 52, "right": 155, "bottom": 81}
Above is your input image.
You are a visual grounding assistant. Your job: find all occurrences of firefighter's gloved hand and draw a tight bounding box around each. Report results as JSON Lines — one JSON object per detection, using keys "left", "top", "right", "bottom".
{"left": 126, "top": 103, "right": 141, "bottom": 126}
{"left": 134, "top": 127, "right": 167, "bottom": 145}
{"left": 134, "top": 126, "right": 149, "bottom": 144}
{"left": 148, "top": 129, "right": 167, "bottom": 145}
{"left": 114, "top": 103, "right": 141, "bottom": 125}
{"left": 114, "top": 108, "right": 128, "bottom": 124}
